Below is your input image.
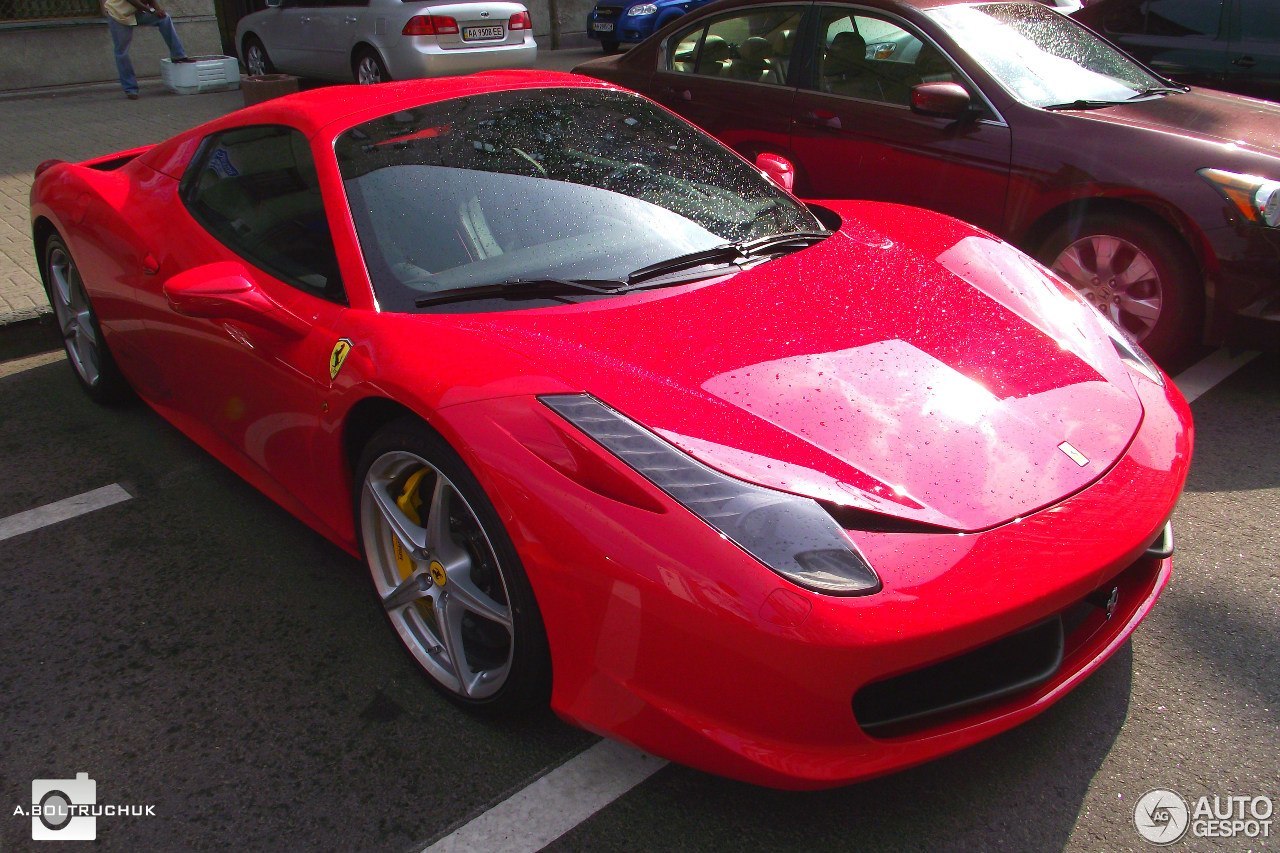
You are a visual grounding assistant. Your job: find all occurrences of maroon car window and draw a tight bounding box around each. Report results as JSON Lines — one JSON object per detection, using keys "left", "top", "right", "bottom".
{"left": 183, "top": 125, "right": 345, "bottom": 303}
{"left": 1238, "top": 0, "right": 1280, "bottom": 42}
{"left": 813, "top": 9, "right": 961, "bottom": 106}
{"left": 666, "top": 7, "right": 803, "bottom": 84}
{"left": 334, "top": 87, "right": 821, "bottom": 312}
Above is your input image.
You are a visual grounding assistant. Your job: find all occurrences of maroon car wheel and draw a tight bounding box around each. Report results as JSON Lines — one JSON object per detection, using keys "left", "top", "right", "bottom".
{"left": 1039, "top": 213, "right": 1201, "bottom": 364}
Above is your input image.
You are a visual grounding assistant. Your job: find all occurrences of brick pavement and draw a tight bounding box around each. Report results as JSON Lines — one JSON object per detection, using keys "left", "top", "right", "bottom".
{"left": 0, "top": 46, "right": 601, "bottom": 326}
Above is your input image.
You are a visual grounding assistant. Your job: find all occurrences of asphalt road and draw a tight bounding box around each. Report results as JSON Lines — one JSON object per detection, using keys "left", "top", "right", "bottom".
{"left": 0, "top": 347, "right": 1276, "bottom": 852}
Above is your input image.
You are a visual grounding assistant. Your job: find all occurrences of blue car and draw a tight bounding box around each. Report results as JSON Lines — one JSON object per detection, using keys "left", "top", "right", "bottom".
{"left": 586, "top": 0, "right": 709, "bottom": 52}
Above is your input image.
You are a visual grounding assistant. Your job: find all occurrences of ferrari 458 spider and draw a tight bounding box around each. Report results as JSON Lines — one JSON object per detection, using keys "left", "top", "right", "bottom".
{"left": 29, "top": 71, "right": 1192, "bottom": 789}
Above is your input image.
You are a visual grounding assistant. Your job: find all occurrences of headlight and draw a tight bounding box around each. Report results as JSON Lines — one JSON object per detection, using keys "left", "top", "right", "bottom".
{"left": 1198, "top": 168, "right": 1280, "bottom": 227}
{"left": 541, "top": 394, "right": 881, "bottom": 596}
{"left": 627, "top": 3, "right": 658, "bottom": 14}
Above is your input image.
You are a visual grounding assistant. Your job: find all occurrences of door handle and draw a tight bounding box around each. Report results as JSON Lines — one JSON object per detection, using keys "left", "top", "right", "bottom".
{"left": 344, "top": 15, "right": 358, "bottom": 23}
{"left": 663, "top": 85, "right": 692, "bottom": 101}
{"left": 800, "top": 109, "right": 841, "bottom": 130}
{"left": 300, "top": 15, "right": 311, "bottom": 23}
{"left": 1233, "top": 56, "right": 1257, "bottom": 68}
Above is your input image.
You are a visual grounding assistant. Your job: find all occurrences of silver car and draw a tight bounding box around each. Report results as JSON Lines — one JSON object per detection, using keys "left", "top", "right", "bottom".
{"left": 237, "top": 0, "right": 537, "bottom": 83}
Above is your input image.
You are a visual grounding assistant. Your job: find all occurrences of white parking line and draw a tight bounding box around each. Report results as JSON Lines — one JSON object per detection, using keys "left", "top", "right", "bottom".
{"left": 0, "top": 350, "right": 63, "bottom": 379}
{"left": 0, "top": 483, "right": 133, "bottom": 542}
{"left": 1173, "top": 348, "right": 1260, "bottom": 404}
{"left": 422, "top": 740, "right": 666, "bottom": 853}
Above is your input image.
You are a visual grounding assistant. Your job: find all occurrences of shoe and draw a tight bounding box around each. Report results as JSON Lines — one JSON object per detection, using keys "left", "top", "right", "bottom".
{"left": 173, "top": 56, "right": 196, "bottom": 63}
{"left": 126, "top": 92, "right": 139, "bottom": 100}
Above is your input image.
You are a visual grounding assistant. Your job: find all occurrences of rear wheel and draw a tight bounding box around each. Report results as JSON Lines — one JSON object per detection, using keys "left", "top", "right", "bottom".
{"left": 42, "top": 234, "right": 131, "bottom": 404}
{"left": 353, "top": 47, "right": 390, "bottom": 84}
{"left": 1038, "top": 212, "right": 1201, "bottom": 365}
{"left": 355, "top": 419, "right": 550, "bottom": 713}
{"left": 243, "top": 35, "right": 274, "bottom": 76}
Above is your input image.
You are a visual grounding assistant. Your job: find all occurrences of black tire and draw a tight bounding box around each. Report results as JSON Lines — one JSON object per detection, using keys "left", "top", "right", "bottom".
{"left": 41, "top": 234, "right": 132, "bottom": 405}
{"left": 353, "top": 47, "right": 391, "bottom": 84}
{"left": 242, "top": 35, "right": 275, "bottom": 76}
{"left": 354, "top": 418, "right": 550, "bottom": 714}
{"left": 601, "top": 39, "right": 620, "bottom": 54}
{"left": 1036, "top": 212, "right": 1202, "bottom": 365}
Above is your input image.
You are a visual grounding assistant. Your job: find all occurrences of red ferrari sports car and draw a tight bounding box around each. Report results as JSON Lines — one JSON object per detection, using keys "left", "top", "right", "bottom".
{"left": 29, "top": 71, "right": 1192, "bottom": 789}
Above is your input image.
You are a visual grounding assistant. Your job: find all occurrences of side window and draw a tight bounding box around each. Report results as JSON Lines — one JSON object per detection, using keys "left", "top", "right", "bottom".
{"left": 814, "top": 9, "right": 960, "bottom": 106}
{"left": 183, "top": 125, "right": 345, "bottom": 303}
{"left": 1140, "top": 0, "right": 1223, "bottom": 37}
{"left": 1238, "top": 0, "right": 1280, "bottom": 42}
{"left": 665, "top": 7, "right": 803, "bottom": 84}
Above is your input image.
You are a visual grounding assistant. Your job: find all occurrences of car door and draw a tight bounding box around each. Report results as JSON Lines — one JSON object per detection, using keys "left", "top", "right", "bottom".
{"left": 788, "top": 6, "right": 1011, "bottom": 234}
{"left": 1228, "top": 0, "right": 1280, "bottom": 99}
{"left": 310, "top": 0, "right": 368, "bottom": 79}
{"left": 265, "top": 0, "right": 322, "bottom": 74}
{"left": 131, "top": 125, "right": 349, "bottom": 523}
{"left": 648, "top": 5, "right": 808, "bottom": 157}
{"left": 1085, "top": 0, "right": 1230, "bottom": 89}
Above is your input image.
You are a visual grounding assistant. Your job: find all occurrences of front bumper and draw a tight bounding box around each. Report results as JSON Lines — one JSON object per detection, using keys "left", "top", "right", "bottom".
{"left": 383, "top": 36, "right": 537, "bottom": 80}
{"left": 442, "top": 371, "right": 1192, "bottom": 789}
{"left": 1203, "top": 221, "right": 1280, "bottom": 349}
{"left": 585, "top": 10, "right": 654, "bottom": 43}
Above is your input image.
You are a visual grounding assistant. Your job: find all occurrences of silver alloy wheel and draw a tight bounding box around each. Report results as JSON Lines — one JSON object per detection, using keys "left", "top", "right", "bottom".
{"left": 48, "top": 245, "right": 101, "bottom": 387}
{"left": 245, "top": 42, "right": 267, "bottom": 76}
{"left": 356, "top": 55, "right": 383, "bottom": 84}
{"left": 361, "top": 450, "right": 514, "bottom": 699}
{"left": 1050, "top": 234, "right": 1163, "bottom": 341}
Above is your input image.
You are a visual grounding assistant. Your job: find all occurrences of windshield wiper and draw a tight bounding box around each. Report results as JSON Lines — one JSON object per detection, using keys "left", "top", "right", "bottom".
{"left": 1041, "top": 98, "right": 1124, "bottom": 111}
{"left": 1126, "top": 85, "right": 1186, "bottom": 99}
{"left": 414, "top": 277, "right": 625, "bottom": 307}
{"left": 623, "top": 230, "right": 831, "bottom": 287}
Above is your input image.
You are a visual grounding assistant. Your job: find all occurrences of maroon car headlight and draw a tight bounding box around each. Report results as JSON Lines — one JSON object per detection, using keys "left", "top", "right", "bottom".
{"left": 1198, "top": 168, "right": 1280, "bottom": 229}
{"left": 541, "top": 394, "right": 881, "bottom": 595}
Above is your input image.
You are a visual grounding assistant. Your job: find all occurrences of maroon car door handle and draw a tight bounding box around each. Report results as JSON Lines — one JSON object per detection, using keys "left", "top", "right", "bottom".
{"left": 801, "top": 110, "right": 841, "bottom": 130}
{"left": 1232, "top": 56, "right": 1257, "bottom": 68}
{"left": 663, "top": 86, "right": 692, "bottom": 101}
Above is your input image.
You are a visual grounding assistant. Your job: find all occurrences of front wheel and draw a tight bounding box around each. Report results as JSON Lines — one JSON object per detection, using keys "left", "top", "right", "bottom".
{"left": 243, "top": 35, "right": 274, "bottom": 76}
{"left": 1037, "top": 213, "right": 1201, "bottom": 365}
{"left": 42, "top": 234, "right": 131, "bottom": 404}
{"left": 601, "top": 39, "right": 620, "bottom": 54}
{"left": 355, "top": 419, "right": 550, "bottom": 713}
{"left": 353, "top": 48, "right": 390, "bottom": 84}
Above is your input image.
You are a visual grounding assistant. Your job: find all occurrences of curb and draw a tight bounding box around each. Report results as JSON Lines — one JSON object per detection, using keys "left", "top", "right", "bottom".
{"left": 0, "top": 313, "right": 60, "bottom": 362}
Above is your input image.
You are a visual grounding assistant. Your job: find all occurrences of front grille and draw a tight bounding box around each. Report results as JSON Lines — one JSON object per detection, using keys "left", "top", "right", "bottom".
{"left": 854, "top": 617, "right": 1064, "bottom": 736}
{"left": 593, "top": 5, "right": 622, "bottom": 18}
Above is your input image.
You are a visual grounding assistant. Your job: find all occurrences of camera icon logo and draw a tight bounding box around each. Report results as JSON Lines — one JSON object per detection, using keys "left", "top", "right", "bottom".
{"left": 31, "top": 773, "right": 96, "bottom": 841}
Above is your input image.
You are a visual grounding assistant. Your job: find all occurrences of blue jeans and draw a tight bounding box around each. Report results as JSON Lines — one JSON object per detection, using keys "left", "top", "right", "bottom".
{"left": 108, "top": 12, "right": 188, "bottom": 95}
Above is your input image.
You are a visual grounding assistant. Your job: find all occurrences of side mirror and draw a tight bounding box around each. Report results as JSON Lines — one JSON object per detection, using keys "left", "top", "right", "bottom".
{"left": 164, "top": 262, "right": 308, "bottom": 339}
{"left": 266, "top": 0, "right": 282, "bottom": 7}
{"left": 754, "top": 152, "right": 795, "bottom": 193}
{"left": 910, "top": 82, "right": 972, "bottom": 120}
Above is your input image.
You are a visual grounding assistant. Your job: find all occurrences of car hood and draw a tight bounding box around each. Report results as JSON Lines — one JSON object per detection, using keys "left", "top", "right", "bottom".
{"left": 1076, "top": 88, "right": 1280, "bottom": 160}
{"left": 454, "top": 206, "right": 1145, "bottom": 532}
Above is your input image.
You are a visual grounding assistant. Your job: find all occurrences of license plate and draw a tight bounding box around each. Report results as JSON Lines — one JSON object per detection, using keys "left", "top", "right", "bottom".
{"left": 462, "top": 25, "right": 505, "bottom": 40}
{"left": 592, "top": 21, "right": 614, "bottom": 31}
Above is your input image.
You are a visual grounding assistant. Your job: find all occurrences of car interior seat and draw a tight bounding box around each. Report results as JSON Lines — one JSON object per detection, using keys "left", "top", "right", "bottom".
{"left": 733, "top": 36, "right": 778, "bottom": 83}
{"left": 696, "top": 34, "right": 732, "bottom": 75}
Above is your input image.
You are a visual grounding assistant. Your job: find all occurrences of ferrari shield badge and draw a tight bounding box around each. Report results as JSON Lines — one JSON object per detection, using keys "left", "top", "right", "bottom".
{"left": 329, "top": 338, "right": 353, "bottom": 380}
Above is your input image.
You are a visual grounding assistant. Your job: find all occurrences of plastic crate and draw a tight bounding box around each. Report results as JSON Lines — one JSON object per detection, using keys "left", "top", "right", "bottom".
{"left": 160, "top": 55, "right": 240, "bottom": 95}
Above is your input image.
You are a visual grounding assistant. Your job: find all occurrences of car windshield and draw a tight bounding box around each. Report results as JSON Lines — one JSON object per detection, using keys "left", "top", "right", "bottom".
{"left": 335, "top": 87, "right": 820, "bottom": 311}
{"left": 926, "top": 2, "right": 1167, "bottom": 108}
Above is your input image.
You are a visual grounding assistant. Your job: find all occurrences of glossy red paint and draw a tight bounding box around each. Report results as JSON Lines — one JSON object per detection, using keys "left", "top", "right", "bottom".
{"left": 29, "top": 73, "right": 1193, "bottom": 788}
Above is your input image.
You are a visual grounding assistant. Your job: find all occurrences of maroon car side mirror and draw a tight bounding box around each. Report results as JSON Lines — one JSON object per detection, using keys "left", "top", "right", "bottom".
{"left": 755, "top": 152, "right": 796, "bottom": 193}
{"left": 910, "top": 82, "right": 973, "bottom": 120}
{"left": 164, "top": 262, "right": 308, "bottom": 339}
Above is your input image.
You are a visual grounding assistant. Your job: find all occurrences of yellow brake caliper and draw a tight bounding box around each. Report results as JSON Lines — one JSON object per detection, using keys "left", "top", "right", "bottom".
{"left": 392, "top": 468, "right": 430, "bottom": 582}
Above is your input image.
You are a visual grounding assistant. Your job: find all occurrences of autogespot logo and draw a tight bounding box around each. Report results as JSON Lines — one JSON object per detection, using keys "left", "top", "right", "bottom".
{"left": 1135, "top": 789, "right": 1190, "bottom": 845}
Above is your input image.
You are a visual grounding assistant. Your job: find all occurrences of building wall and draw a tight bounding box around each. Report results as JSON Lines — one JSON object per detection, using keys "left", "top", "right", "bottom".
{"left": 0, "top": 0, "right": 224, "bottom": 92}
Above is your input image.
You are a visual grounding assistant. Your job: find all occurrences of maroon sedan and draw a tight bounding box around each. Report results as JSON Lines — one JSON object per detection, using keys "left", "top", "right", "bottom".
{"left": 576, "top": 0, "right": 1280, "bottom": 363}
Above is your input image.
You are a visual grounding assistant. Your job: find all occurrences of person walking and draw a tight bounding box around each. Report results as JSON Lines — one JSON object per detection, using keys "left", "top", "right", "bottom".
{"left": 103, "top": 0, "right": 196, "bottom": 99}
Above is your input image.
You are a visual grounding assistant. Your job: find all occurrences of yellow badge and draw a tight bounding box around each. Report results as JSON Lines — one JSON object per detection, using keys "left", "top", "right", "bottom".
{"left": 429, "top": 560, "right": 447, "bottom": 587}
{"left": 329, "top": 338, "right": 353, "bottom": 380}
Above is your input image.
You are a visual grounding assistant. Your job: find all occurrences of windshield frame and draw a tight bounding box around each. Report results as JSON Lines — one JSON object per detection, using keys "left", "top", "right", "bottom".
{"left": 925, "top": 1, "right": 1171, "bottom": 110}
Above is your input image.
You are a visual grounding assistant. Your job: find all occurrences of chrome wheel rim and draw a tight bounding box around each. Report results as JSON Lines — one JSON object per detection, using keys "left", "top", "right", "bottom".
{"left": 356, "top": 56, "right": 382, "bottom": 84}
{"left": 48, "top": 246, "right": 101, "bottom": 387}
{"left": 1051, "top": 234, "right": 1163, "bottom": 341}
{"left": 361, "top": 451, "right": 514, "bottom": 699}
{"left": 246, "top": 43, "right": 266, "bottom": 76}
